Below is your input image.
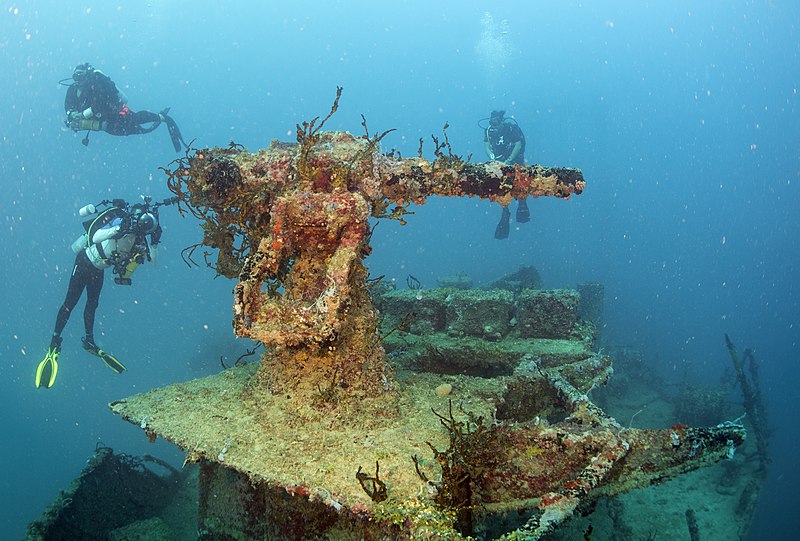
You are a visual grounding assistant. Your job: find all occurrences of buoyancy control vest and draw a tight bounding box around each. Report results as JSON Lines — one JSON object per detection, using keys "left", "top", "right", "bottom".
{"left": 79, "top": 207, "right": 147, "bottom": 271}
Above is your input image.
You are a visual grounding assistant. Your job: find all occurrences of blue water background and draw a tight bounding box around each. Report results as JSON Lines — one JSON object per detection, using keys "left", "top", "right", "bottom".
{"left": 1, "top": 1, "right": 797, "bottom": 538}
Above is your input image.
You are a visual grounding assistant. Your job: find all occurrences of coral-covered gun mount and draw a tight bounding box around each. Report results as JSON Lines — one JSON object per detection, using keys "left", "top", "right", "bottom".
{"left": 164, "top": 89, "right": 584, "bottom": 399}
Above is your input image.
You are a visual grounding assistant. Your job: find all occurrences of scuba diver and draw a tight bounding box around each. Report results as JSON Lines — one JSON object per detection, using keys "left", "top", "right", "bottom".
{"left": 62, "top": 62, "right": 187, "bottom": 152}
{"left": 482, "top": 109, "right": 531, "bottom": 239}
{"left": 34, "top": 196, "right": 178, "bottom": 389}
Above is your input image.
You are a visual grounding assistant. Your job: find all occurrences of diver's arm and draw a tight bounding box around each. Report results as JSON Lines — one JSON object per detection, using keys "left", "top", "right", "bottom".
{"left": 506, "top": 141, "right": 523, "bottom": 164}
{"left": 64, "top": 87, "right": 85, "bottom": 125}
{"left": 64, "top": 86, "right": 79, "bottom": 115}
{"left": 91, "top": 217, "right": 125, "bottom": 244}
{"left": 91, "top": 225, "right": 121, "bottom": 244}
{"left": 485, "top": 140, "right": 496, "bottom": 161}
{"left": 483, "top": 127, "right": 497, "bottom": 160}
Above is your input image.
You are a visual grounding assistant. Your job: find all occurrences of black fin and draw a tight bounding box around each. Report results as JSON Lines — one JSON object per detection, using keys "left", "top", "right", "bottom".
{"left": 163, "top": 114, "right": 186, "bottom": 152}
{"left": 494, "top": 207, "right": 511, "bottom": 240}
{"left": 516, "top": 199, "right": 531, "bottom": 223}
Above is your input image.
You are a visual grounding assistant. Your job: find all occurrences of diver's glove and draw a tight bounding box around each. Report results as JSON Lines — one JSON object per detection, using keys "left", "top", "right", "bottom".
{"left": 117, "top": 216, "right": 132, "bottom": 236}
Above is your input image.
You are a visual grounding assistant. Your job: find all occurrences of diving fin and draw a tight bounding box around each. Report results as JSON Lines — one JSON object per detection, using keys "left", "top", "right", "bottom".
{"left": 516, "top": 199, "right": 531, "bottom": 223}
{"left": 35, "top": 347, "right": 60, "bottom": 389}
{"left": 159, "top": 109, "right": 186, "bottom": 152}
{"left": 494, "top": 206, "right": 511, "bottom": 240}
{"left": 165, "top": 116, "right": 186, "bottom": 152}
{"left": 82, "top": 337, "right": 127, "bottom": 374}
{"left": 98, "top": 350, "right": 127, "bottom": 374}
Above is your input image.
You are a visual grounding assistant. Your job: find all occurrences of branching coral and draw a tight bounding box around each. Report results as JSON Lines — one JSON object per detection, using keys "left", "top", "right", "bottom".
{"left": 413, "top": 400, "right": 495, "bottom": 536}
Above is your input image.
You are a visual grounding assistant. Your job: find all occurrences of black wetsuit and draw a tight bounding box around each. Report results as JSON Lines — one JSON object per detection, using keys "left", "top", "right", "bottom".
{"left": 53, "top": 250, "right": 104, "bottom": 340}
{"left": 64, "top": 71, "right": 161, "bottom": 136}
{"left": 64, "top": 70, "right": 119, "bottom": 119}
{"left": 485, "top": 120, "right": 530, "bottom": 238}
{"left": 485, "top": 121, "right": 526, "bottom": 165}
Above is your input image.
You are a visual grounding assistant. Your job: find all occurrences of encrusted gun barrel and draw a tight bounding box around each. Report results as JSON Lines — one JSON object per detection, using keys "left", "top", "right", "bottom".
{"left": 178, "top": 132, "right": 584, "bottom": 221}
{"left": 379, "top": 158, "right": 585, "bottom": 205}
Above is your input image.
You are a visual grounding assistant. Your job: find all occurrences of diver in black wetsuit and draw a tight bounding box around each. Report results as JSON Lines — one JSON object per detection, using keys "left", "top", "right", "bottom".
{"left": 483, "top": 109, "right": 531, "bottom": 239}
{"left": 63, "top": 62, "right": 187, "bottom": 151}
{"left": 34, "top": 197, "right": 175, "bottom": 389}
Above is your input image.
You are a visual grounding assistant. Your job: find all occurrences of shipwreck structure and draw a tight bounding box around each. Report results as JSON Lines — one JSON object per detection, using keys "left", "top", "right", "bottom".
{"left": 100, "top": 93, "right": 745, "bottom": 540}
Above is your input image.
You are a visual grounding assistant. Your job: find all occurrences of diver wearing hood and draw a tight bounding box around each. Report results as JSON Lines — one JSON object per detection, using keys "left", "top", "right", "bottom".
{"left": 63, "top": 62, "right": 187, "bottom": 151}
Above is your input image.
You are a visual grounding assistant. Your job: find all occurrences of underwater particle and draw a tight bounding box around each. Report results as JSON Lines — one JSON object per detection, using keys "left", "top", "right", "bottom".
{"left": 435, "top": 383, "right": 453, "bottom": 397}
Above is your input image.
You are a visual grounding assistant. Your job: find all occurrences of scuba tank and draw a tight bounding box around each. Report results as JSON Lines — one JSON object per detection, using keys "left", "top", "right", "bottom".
{"left": 77, "top": 118, "right": 105, "bottom": 131}
{"left": 71, "top": 233, "right": 88, "bottom": 254}
{"left": 71, "top": 204, "right": 96, "bottom": 253}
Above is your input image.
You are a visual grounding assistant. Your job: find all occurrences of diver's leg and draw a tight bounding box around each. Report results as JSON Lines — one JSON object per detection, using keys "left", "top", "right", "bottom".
{"left": 39, "top": 254, "right": 85, "bottom": 386}
{"left": 82, "top": 261, "right": 105, "bottom": 343}
{"left": 131, "top": 110, "right": 160, "bottom": 124}
{"left": 81, "top": 267, "right": 126, "bottom": 374}
{"left": 53, "top": 254, "right": 89, "bottom": 338}
{"left": 105, "top": 111, "right": 161, "bottom": 136}
{"left": 101, "top": 120, "right": 125, "bottom": 136}
{"left": 128, "top": 111, "right": 162, "bottom": 134}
